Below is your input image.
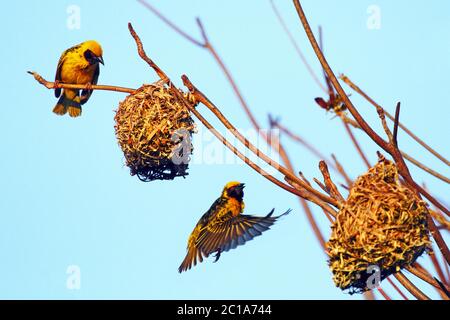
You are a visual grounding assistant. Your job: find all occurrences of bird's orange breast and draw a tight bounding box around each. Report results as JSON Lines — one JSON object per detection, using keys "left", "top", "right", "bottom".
{"left": 224, "top": 198, "right": 244, "bottom": 217}
{"left": 61, "top": 60, "right": 97, "bottom": 85}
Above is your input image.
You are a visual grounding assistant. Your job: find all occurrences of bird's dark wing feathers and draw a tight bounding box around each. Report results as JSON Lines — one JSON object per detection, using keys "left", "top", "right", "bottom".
{"left": 54, "top": 53, "right": 65, "bottom": 98}
{"left": 54, "top": 44, "right": 81, "bottom": 98}
{"left": 198, "top": 197, "right": 227, "bottom": 224}
{"left": 196, "top": 208, "right": 291, "bottom": 257}
{"left": 80, "top": 63, "right": 100, "bottom": 105}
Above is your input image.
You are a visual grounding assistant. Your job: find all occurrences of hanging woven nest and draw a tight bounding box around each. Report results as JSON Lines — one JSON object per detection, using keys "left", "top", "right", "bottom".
{"left": 114, "top": 83, "right": 197, "bottom": 182}
{"left": 327, "top": 156, "right": 431, "bottom": 293}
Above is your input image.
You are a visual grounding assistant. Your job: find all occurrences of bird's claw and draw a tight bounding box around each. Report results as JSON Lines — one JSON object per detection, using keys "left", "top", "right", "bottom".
{"left": 53, "top": 80, "right": 61, "bottom": 89}
{"left": 213, "top": 249, "right": 221, "bottom": 263}
{"left": 84, "top": 82, "right": 93, "bottom": 91}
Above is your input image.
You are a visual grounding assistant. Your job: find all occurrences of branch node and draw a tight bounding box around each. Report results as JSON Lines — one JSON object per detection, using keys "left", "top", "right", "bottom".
{"left": 319, "top": 160, "right": 345, "bottom": 204}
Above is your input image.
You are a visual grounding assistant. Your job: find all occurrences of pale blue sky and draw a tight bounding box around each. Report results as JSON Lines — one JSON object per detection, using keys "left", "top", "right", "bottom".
{"left": 0, "top": 1, "right": 448, "bottom": 299}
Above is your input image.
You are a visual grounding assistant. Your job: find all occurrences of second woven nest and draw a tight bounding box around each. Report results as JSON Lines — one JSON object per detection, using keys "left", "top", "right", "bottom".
{"left": 114, "top": 84, "right": 196, "bottom": 182}
{"left": 327, "top": 157, "right": 431, "bottom": 293}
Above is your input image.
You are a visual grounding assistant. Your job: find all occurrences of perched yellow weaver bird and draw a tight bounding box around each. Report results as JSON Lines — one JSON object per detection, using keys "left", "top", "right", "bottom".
{"left": 178, "top": 181, "right": 291, "bottom": 273}
{"left": 53, "top": 40, "right": 104, "bottom": 117}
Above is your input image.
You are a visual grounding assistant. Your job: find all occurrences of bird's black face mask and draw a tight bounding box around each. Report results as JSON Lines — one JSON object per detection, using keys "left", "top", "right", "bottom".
{"left": 228, "top": 183, "right": 245, "bottom": 201}
{"left": 84, "top": 49, "right": 104, "bottom": 65}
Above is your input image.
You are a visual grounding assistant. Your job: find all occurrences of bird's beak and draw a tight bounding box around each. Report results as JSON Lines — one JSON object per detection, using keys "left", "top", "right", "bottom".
{"left": 237, "top": 183, "right": 245, "bottom": 191}
{"left": 96, "top": 56, "right": 104, "bottom": 65}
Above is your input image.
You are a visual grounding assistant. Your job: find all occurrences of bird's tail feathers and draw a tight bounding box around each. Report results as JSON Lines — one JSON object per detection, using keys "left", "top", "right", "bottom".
{"left": 53, "top": 92, "right": 82, "bottom": 117}
{"left": 178, "top": 246, "right": 203, "bottom": 273}
{"left": 52, "top": 98, "right": 67, "bottom": 115}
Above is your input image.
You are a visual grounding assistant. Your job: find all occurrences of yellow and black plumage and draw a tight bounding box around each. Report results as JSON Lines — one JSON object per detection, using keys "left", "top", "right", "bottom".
{"left": 53, "top": 40, "right": 104, "bottom": 117}
{"left": 178, "top": 181, "right": 291, "bottom": 273}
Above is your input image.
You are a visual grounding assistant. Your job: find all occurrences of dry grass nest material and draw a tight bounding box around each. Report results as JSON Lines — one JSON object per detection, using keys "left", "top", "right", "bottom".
{"left": 327, "top": 157, "right": 431, "bottom": 293}
{"left": 114, "top": 83, "right": 196, "bottom": 182}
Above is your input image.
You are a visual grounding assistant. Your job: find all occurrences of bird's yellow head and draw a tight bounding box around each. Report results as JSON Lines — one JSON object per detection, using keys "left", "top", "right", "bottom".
{"left": 222, "top": 181, "right": 245, "bottom": 201}
{"left": 81, "top": 40, "right": 104, "bottom": 66}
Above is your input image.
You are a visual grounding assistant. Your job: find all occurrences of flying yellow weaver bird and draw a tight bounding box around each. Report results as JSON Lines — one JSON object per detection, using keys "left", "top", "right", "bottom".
{"left": 53, "top": 40, "right": 104, "bottom": 117}
{"left": 178, "top": 181, "right": 291, "bottom": 273}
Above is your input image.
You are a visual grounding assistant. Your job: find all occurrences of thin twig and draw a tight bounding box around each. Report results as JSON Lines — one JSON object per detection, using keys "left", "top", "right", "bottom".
{"left": 386, "top": 277, "right": 409, "bottom": 300}
{"left": 363, "top": 290, "right": 376, "bottom": 300}
{"left": 317, "top": 27, "right": 371, "bottom": 169}
{"left": 136, "top": 0, "right": 206, "bottom": 47}
{"left": 28, "top": 71, "right": 135, "bottom": 94}
{"left": 331, "top": 154, "right": 353, "bottom": 188}
{"left": 408, "top": 266, "right": 447, "bottom": 290}
{"left": 198, "top": 23, "right": 262, "bottom": 134}
{"left": 275, "top": 144, "right": 330, "bottom": 249}
{"left": 340, "top": 74, "right": 450, "bottom": 167}
{"left": 342, "top": 115, "right": 450, "bottom": 184}
{"left": 270, "top": 118, "right": 338, "bottom": 172}
{"left": 285, "top": 177, "right": 338, "bottom": 219}
{"left": 313, "top": 178, "right": 328, "bottom": 194}
{"left": 319, "top": 206, "right": 335, "bottom": 224}
{"left": 443, "top": 253, "right": 450, "bottom": 283}
{"left": 402, "top": 154, "right": 450, "bottom": 184}
{"left": 377, "top": 106, "right": 395, "bottom": 146}
{"left": 269, "top": 115, "right": 347, "bottom": 211}
{"left": 190, "top": 108, "right": 309, "bottom": 199}
{"left": 341, "top": 117, "right": 371, "bottom": 168}
{"left": 377, "top": 287, "right": 391, "bottom": 300}
{"left": 394, "top": 272, "right": 430, "bottom": 300}
{"left": 273, "top": 130, "right": 330, "bottom": 249}
{"left": 430, "top": 209, "right": 450, "bottom": 231}
{"left": 430, "top": 249, "right": 448, "bottom": 287}
{"left": 434, "top": 277, "right": 450, "bottom": 298}
{"left": 128, "top": 23, "right": 169, "bottom": 82}
{"left": 406, "top": 265, "right": 450, "bottom": 299}
{"left": 422, "top": 184, "right": 450, "bottom": 232}
{"left": 270, "top": 0, "right": 327, "bottom": 92}
{"left": 319, "top": 161, "right": 345, "bottom": 203}
{"left": 298, "top": 172, "right": 312, "bottom": 186}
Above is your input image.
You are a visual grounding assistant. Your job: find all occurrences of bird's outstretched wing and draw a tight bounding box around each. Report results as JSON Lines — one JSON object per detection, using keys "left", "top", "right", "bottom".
{"left": 195, "top": 208, "right": 291, "bottom": 258}
{"left": 80, "top": 63, "right": 99, "bottom": 105}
